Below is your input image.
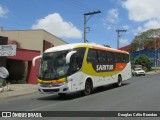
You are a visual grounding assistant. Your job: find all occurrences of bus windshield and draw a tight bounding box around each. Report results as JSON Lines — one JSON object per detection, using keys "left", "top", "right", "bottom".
{"left": 38, "top": 48, "right": 86, "bottom": 80}
{"left": 39, "top": 50, "right": 69, "bottom": 80}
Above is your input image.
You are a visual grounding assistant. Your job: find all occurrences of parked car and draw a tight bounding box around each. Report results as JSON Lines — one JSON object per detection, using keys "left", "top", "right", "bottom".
{"left": 132, "top": 68, "right": 145, "bottom": 76}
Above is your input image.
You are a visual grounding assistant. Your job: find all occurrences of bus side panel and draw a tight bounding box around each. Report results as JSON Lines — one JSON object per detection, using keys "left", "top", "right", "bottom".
{"left": 119, "top": 62, "right": 132, "bottom": 81}
{"left": 67, "top": 71, "right": 86, "bottom": 92}
{"left": 80, "top": 63, "right": 131, "bottom": 88}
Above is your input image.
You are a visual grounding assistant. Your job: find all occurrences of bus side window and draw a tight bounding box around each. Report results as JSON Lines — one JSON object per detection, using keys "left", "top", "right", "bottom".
{"left": 97, "top": 50, "right": 106, "bottom": 63}
{"left": 69, "top": 48, "right": 86, "bottom": 74}
{"left": 74, "top": 48, "right": 86, "bottom": 68}
{"left": 121, "top": 54, "right": 125, "bottom": 62}
{"left": 125, "top": 54, "right": 129, "bottom": 63}
{"left": 114, "top": 53, "right": 117, "bottom": 62}
{"left": 87, "top": 49, "right": 98, "bottom": 63}
{"left": 118, "top": 53, "right": 122, "bottom": 62}
{"left": 114, "top": 53, "right": 121, "bottom": 62}
{"left": 106, "top": 52, "right": 115, "bottom": 63}
{"left": 120, "top": 54, "right": 129, "bottom": 63}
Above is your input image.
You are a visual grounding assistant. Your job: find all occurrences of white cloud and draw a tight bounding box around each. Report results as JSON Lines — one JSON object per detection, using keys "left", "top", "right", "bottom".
{"left": 144, "top": 20, "right": 160, "bottom": 29}
{"left": 123, "top": 0, "right": 160, "bottom": 22}
{"left": 123, "top": 0, "right": 160, "bottom": 35}
{"left": 103, "top": 9, "right": 119, "bottom": 29}
{"left": 120, "top": 39, "right": 129, "bottom": 45}
{"left": 32, "top": 13, "right": 82, "bottom": 39}
{"left": 133, "top": 26, "right": 143, "bottom": 36}
{"left": 133, "top": 19, "right": 160, "bottom": 35}
{"left": 122, "top": 25, "right": 130, "bottom": 30}
{"left": 0, "top": 5, "right": 8, "bottom": 18}
{"left": 107, "top": 9, "right": 119, "bottom": 24}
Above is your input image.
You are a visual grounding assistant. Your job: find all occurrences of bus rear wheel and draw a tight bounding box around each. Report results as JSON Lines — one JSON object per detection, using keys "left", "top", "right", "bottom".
{"left": 117, "top": 76, "right": 122, "bottom": 87}
{"left": 84, "top": 80, "right": 92, "bottom": 96}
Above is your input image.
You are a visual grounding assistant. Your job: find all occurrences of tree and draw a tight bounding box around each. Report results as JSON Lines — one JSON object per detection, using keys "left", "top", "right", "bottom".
{"left": 134, "top": 54, "right": 152, "bottom": 71}
{"left": 130, "top": 28, "right": 160, "bottom": 51}
{"left": 103, "top": 44, "right": 111, "bottom": 48}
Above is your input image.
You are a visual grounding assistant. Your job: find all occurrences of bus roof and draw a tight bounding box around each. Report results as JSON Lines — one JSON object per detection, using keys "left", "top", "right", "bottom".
{"left": 44, "top": 43, "right": 129, "bottom": 54}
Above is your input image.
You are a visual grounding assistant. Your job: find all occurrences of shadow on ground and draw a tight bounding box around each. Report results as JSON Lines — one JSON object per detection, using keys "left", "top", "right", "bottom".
{"left": 37, "top": 83, "right": 130, "bottom": 101}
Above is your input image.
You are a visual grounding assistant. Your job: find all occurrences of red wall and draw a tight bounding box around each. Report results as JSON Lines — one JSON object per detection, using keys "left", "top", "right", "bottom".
{"left": 7, "top": 48, "right": 40, "bottom": 61}
{"left": 28, "top": 60, "right": 40, "bottom": 84}
{"left": 119, "top": 45, "right": 131, "bottom": 53}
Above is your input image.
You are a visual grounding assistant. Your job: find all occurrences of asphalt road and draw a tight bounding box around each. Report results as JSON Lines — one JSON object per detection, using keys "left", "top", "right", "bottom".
{"left": 0, "top": 74, "right": 160, "bottom": 120}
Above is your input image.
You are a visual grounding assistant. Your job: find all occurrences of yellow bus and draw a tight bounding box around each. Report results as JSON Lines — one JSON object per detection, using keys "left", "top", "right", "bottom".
{"left": 33, "top": 43, "right": 131, "bottom": 96}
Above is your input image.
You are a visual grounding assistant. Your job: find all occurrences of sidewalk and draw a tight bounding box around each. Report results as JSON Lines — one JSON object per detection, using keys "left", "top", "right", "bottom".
{"left": 0, "top": 84, "right": 38, "bottom": 99}
{"left": 146, "top": 70, "right": 160, "bottom": 75}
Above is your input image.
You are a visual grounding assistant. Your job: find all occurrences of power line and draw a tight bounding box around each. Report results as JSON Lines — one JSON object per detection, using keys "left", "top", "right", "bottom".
{"left": 59, "top": 0, "right": 105, "bottom": 20}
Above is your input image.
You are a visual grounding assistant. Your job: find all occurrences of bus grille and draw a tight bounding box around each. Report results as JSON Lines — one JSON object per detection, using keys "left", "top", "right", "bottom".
{"left": 43, "top": 89, "right": 59, "bottom": 92}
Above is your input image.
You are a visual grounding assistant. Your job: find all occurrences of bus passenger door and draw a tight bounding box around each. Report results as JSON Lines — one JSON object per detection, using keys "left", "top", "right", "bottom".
{"left": 69, "top": 56, "right": 81, "bottom": 91}
{"left": 69, "top": 48, "right": 85, "bottom": 92}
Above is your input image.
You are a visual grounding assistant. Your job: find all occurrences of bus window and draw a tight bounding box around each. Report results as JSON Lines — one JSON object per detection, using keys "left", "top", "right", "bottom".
{"left": 97, "top": 50, "right": 106, "bottom": 63}
{"left": 114, "top": 53, "right": 122, "bottom": 62}
{"left": 106, "top": 52, "right": 115, "bottom": 63}
{"left": 121, "top": 54, "right": 125, "bottom": 62}
{"left": 69, "top": 48, "right": 86, "bottom": 74}
{"left": 73, "top": 48, "right": 86, "bottom": 69}
{"left": 118, "top": 53, "right": 129, "bottom": 63}
{"left": 124, "top": 54, "right": 129, "bottom": 63}
{"left": 87, "top": 49, "right": 98, "bottom": 63}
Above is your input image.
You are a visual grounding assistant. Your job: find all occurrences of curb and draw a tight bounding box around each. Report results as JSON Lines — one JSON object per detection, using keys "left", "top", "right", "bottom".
{"left": 146, "top": 70, "right": 160, "bottom": 75}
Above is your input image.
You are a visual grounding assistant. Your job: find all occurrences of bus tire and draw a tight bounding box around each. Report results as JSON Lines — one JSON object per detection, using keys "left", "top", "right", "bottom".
{"left": 117, "top": 75, "right": 122, "bottom": 87}
{"left": 84, "top": 80, "right": 92, "bottom": 96}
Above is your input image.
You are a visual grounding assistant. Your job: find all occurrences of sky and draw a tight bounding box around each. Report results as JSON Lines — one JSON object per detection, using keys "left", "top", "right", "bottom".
{"left": 0, "top": 0, "right": 160, "bottom": 49}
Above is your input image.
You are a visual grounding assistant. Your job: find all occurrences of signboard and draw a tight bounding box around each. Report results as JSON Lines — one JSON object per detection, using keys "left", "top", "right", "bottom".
{"left": 0, "top": 45, "right": 16, "bottom": 56}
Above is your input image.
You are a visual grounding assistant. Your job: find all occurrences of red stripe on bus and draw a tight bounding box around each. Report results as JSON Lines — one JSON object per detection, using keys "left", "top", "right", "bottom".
{"left": 92, "top": 46, "right": 128, "bottom": 54}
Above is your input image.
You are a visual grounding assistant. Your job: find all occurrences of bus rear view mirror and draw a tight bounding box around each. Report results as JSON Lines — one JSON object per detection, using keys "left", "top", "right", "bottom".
{"left": 32, "top": 55, "right": 42, "bottom": 66}
{"left": 66, "top": 51, "right": 77, "bottom": 64}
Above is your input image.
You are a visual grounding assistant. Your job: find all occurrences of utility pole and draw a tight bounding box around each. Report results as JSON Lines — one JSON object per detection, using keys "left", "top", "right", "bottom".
{"left": 154, "top": 39, "right": 157, "bottom": 71}
{"left": 116, "top": 29, "right": 127, "bottom": 49}
{"left": 84, "top": 10, "right": 101, "bottom": 43}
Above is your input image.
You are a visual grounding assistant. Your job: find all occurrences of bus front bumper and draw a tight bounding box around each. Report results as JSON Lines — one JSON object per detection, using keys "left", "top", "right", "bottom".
{"left": 38, "top": 84, "right": 70, "bottom": 94}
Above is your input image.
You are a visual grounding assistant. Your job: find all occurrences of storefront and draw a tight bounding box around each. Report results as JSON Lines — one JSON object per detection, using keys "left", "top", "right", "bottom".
{"left": 7, "top": 48, "right": 40, "bottom": 84}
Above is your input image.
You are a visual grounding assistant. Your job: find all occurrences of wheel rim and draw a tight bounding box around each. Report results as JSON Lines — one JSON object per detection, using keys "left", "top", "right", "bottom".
{"left": 118, "top": 77, "right": 122, "bottom": 86}
{"left": 85, "top": 82, "right": 91, "bottom": 95}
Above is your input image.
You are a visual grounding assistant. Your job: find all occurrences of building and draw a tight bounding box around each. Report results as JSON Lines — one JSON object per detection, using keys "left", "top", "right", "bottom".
{"left": 0, "top": 29, "right": 67, "bottom": 84}
{"left": 0, "top": 29, "right": 67, "bottom": 52}
{"left": 131, "top": 49, "right": 160, "bottom": 67}
{"left": 119, "top": 38, "right": 160, "bottom": 67}
{"left": 119, "top": 45, "right": 131, "bottom": 53}
{"left": 119, "top": 38, "right": 160, "bottom": 52}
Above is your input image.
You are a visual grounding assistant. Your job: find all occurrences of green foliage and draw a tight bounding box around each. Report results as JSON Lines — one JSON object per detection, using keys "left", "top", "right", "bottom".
{"left": 131, "top": 28, "right": 160, "bottom": 51}
{"left": 103, "top": 44, "right": 111, "bottom": 48}
{"left": 134, "top": 54, "right": 152, "bottom": 71}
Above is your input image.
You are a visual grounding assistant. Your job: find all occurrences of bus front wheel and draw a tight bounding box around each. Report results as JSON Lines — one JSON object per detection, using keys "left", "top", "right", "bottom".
{"left": 84, "top": 80, "right": 92, "bottom": 96}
